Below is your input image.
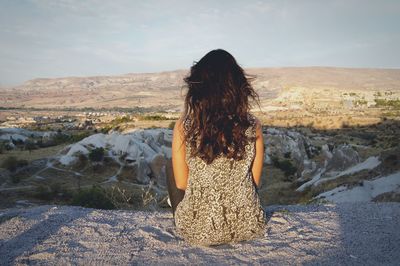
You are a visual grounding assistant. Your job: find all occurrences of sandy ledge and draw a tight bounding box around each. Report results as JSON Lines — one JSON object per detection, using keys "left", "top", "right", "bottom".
{"left": 0, "top": 203, "right": 399, "bottom": 265}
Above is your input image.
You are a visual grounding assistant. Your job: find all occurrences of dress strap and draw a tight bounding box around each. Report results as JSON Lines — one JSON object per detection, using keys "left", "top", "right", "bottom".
{"left": 182, "top": 115, "right": 190, "bottom": 136}
{"left": 246, "top": 113, "right": 257, "bottom": 139}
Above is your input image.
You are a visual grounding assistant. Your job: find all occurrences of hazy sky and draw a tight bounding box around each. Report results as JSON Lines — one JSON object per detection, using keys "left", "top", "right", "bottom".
{"left": 1, "top": 0, "right": 399, "bottom": 86}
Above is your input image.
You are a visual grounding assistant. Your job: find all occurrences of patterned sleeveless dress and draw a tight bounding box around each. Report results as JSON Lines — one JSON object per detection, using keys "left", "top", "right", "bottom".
{"left": 174, "top": 113, "right": 267, "bottom": 246}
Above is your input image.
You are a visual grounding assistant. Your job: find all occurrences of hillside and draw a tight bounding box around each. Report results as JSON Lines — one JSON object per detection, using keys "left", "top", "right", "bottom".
{"left": 1, "top": 119, "right": 400, "bottom": 208}
{"left": 0, "top": 203, "right": 399, "bottom": 265}
{"left": 1, "top": 67, "right": 400, "bottom": 113}
{"left": 1, "top": 119, "right": 399, "bottom": 210}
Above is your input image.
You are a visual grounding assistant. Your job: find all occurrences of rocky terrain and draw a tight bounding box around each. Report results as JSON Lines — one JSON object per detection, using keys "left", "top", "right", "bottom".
{"left": 1, "top": 118, "right": 399, "bottom": 210}
{"left": 1, "top": 67, "right": 399, "bottom": 265}
{"left": 0, "top": 203, "right": 399, "bottom": 265}
{"left": 0, "top": 68, "right": 399, "bottom": 266}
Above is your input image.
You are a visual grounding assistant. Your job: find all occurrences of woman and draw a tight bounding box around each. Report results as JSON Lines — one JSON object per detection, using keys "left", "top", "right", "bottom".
{"left": 168, "top": 49, "right": 267, "bottom": 246}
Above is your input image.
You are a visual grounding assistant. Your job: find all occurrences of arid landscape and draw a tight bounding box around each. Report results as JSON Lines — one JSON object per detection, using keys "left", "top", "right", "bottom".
{"left": 1, "top": 67, "right": 400, "bottom": 128}
{"left": 1, "top": 0, "right": 399, "bottom": 263}
{"left": 0, "top": 67, "right": 399, "bottom": 211}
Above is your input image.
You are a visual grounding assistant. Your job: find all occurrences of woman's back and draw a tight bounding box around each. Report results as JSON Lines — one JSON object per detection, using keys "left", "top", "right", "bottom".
{"left": 174, "top": 113, "right": 267, "bottom": 246}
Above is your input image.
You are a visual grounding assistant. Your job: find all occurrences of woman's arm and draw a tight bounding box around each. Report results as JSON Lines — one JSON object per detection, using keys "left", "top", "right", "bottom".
{"left": 251, "top": 118, "right": 264, "bottom": 188}
{"left": 171, "top": 117, "right": 189, "bottom": 190}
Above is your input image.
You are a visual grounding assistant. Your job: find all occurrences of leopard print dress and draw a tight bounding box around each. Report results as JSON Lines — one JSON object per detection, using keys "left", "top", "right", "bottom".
{"left": 174, "top": 113, "right": 267, "bottom": 246}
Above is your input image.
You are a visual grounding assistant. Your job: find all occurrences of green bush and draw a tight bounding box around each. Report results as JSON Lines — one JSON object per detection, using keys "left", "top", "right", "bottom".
{"left": 279, "top": 160, "right": 297, "bottom": 177}
{"left": 24, "top": 139, "right": 37, "bottom": 153}
{"left": 91, "top": 162, "right": 104, "bottom": 172}
{"left": 33, "top": 182, "right": 72, "bottom": 201}
{"left": 88, "top": 147, "right": 104, "bottom": 162}
{"left": 138, "top": 114, "right": 169, "bottom": 121}
{"left": 0, "top": 142, "right": 5, "bottom": 154}
{"left": 11, "top": 174, "right": 21, "bottom": 184}
{"left": 18, "top": 159, "right": 28, "bottom": 167}
{"left": 354, "top": 99, "right": 368, "bottom": 106}
{"left": 34, "top": 185, "right": 53, "bottom": 200}
{"left": 100, "top": 125, "right": 113, "bottom": 134}
{"left": 1, "top": 156, "right": 28, "bottom": 172}
{"left": 37, "top": 129, "right": 74, "bottom": 148}
{"left": 271, "top": 156, "right": 297, "bottom": 177}
{"left": 11, "top": 138, "right": 24, "bottom": 146}
{"left": 374, "top": 98, "right": 400, "bottom": 109}
{"left": 70, "top": 131, "right": 92, "bottom": 142}
{"left": 5, "top": 143, "right": 13, "bottom": 151}
{"left": 35, "top": 131, "right": 91, "bottom": 148}
{"left": 49, "top": 182, "right": 62, "bottom": 196}
{"left": 113, "top": 115, "right": 132, "bottom": 124}
{"left": 271, "top": 156, "right": 280, "bottom": 167}
{"left": 71, "top": 186, "right": 116, "bottom": 210}
{"left": 75, "top": 153, "right": 88, "bottom": 169}
{"left": 52, "top": 132, "right": 71, "bottom": 145}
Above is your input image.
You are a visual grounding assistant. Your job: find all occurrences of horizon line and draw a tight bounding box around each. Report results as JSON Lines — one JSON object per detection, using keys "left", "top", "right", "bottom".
{"left": 2, "top": 65, "right": 400, "bottom": 88}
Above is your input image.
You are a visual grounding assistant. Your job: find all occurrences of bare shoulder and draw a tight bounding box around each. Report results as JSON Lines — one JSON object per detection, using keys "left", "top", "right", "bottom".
{"left": 250, "top": 114, "right": 262, "bottom": 131}
{"left": 254, "top": 116, "right": 261, "bottom": 127}
{"left": 173, "top": 114, "right": 186, "bottom": 136}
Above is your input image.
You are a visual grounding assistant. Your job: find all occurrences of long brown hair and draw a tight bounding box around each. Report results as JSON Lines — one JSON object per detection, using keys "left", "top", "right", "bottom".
{"left": 182, "top": 49, "right": 260, "bottom": 164}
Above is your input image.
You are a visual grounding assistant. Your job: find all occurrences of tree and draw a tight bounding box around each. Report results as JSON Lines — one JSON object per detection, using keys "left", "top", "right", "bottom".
{"left": 24, "top": 139, "right": 37, "bottom": 153}
{"left": 89, "top": 147, "right": 105, "bottom": 162}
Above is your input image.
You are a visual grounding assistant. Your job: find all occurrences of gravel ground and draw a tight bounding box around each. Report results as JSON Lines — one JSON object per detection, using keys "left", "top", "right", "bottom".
{"left": 0, "top": 203, "right": 399, "bottom": 265}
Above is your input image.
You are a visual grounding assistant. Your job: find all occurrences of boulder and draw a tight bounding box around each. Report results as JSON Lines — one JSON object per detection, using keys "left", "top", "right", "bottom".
{"left": 325, "top": 144, "right": 360, "bottom": 172}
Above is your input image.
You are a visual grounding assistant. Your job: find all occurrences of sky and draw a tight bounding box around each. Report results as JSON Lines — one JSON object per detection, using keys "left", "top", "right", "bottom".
{"left": 0, "top": 0, "right": 399, "bottom": 86}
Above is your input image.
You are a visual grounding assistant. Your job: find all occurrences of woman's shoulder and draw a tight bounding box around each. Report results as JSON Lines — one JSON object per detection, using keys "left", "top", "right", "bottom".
{"left": 247, "top": 113, "right": 261, "bottom": 129}
{"left": 245, "top": 113, "right": 262, "bottom": 141}
{"left": 181, "top": 113, "right": 189, "bottom": 125}
{"left": 174, "top": 113, "right": 190, "bottom": 137}
{"left": 247, "top": 112, "right": 256, "bottom": 121}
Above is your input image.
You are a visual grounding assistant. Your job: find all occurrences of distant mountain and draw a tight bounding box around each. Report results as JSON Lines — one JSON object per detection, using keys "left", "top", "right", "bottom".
{"left": 1, "top": 67, "right": 400, "bottom": 112}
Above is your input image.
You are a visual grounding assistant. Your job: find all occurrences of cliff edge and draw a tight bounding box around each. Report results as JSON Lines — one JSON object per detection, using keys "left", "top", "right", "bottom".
{"left": 0, "top": 203, "right": 399, "bottom": 265}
